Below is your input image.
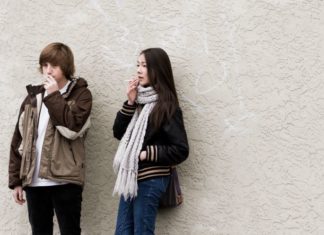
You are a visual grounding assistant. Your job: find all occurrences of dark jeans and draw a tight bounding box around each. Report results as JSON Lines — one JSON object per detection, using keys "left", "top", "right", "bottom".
{"left": 115, "top": 176, "right": 170, "bottom": 235}
{"left": 25, "top": 184, "right": 83, "bottom": 235}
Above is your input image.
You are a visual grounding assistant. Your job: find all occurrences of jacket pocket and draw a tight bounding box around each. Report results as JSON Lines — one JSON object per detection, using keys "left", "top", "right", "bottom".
{"left": 49, "top": 132, "right": 84, "bottom": 178}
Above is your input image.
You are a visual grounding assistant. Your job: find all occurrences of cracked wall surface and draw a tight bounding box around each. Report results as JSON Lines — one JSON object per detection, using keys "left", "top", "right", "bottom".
{"left": 1, "top": 0, "right": 324, "bottom": 234}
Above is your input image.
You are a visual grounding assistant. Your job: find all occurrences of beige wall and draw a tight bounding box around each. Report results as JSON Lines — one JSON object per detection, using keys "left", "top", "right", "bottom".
{"left": 1, "top": 0, "right": 324, "bottom": 234}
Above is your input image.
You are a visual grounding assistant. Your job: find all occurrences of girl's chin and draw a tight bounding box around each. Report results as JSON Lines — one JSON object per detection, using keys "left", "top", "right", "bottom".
{"left": 139, "top": 82, "right": 150, "bottom": 87}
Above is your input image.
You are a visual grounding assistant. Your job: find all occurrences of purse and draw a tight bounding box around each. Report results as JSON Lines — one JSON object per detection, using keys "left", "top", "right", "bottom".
{"left": 159, "top": 166, "right": 183, "bottom": 208}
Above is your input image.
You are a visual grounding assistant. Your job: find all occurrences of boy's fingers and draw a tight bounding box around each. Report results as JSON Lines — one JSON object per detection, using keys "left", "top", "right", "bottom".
{"left": 13, "top": 191, "right": 20, "bottom": 203}
{"left": 12, "top": 191, "right": 17, "bottom": 201}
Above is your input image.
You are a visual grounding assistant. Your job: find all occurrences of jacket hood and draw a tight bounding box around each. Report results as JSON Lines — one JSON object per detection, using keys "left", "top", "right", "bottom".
{"left": 63, "top": 77, "right": 88, "bottom": 98}
{"left": 72, "top": 77, "right": 88, "bottom": 88}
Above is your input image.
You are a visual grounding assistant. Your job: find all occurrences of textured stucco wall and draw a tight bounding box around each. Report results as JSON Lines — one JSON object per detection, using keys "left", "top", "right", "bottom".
{"left": 1, "top": 0, "right": 324, "bottom": 234}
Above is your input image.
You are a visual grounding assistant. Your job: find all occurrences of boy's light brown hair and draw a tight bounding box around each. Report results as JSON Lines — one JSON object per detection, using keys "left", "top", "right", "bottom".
{"left": 39, "top": 42, "right": 75, "bottom": 80}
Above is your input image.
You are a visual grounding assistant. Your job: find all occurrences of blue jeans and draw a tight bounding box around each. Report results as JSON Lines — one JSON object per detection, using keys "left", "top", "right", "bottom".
{"left": 115, "top": 176, "right": 170, "bottom": 235}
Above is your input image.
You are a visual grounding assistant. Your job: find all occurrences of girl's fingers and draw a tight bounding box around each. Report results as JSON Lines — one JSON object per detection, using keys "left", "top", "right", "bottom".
{"left": 128, "top": 82, "right": 138, "bottom": 89}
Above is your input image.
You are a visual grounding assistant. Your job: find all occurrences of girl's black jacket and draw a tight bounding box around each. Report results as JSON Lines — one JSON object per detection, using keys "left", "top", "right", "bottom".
{"left": 113, "top": 102, "right": 189, "bottom": 181}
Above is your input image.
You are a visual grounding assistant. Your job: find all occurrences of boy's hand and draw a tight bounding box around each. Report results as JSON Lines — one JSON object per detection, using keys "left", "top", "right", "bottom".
{"left": 43, "top": 75, "right": 59, "bottom": 94}
{"left": 13, "top": 186, "right": 26, "bottom": 205}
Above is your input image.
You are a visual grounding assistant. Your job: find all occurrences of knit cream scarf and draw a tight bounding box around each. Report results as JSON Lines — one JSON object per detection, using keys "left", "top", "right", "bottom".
{"left": 113, "top": 86, "right": 158, "bottom": 199}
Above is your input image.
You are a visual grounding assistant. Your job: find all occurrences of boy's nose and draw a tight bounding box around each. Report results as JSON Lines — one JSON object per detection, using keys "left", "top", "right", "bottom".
{"left": 46, "top": 66, "right": 53, "bottom": 74}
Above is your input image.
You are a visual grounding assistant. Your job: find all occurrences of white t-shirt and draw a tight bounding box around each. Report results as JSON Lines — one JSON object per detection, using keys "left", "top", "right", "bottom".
{"left": 30, "top": 81, "right": 71, "bottom": 187}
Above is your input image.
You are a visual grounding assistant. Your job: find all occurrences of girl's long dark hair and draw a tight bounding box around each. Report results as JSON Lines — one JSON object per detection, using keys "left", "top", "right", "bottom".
{"left": 141, "top": 48, "right": 179, "bottom": 131}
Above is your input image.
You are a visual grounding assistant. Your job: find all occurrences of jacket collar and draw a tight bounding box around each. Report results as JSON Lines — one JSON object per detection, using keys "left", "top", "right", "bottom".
{"left": 26, "top": 77, "right": 88, "bottom": 98}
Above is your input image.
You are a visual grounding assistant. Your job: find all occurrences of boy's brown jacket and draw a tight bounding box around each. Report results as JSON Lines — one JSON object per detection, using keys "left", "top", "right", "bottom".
{"left": 8, "top": 77, "right": 92, "bottom": 189}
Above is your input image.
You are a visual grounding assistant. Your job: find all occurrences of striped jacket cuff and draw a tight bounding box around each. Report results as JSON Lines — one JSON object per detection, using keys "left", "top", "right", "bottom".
{"left": 146, "top": 145, "right": 158, "bottom": 162}
{"left": 120, "top": 101, "right": 137, "bottom": 116}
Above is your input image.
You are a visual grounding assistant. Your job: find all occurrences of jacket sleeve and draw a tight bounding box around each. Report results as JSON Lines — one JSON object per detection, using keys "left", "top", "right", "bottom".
{"left": 144, "top": 108, "right": 189, "bottom": 165}
{"left": 8, "top": 97, "right": 27, "bottom": 189}
{"left": 113, "top": 101, "right": 137, "bottom": 140}
{"left": 43, "top": 88, "right": 92, "bottom": 132}
{"left": 55, "top": 117, "right": 91, "bottom": 140}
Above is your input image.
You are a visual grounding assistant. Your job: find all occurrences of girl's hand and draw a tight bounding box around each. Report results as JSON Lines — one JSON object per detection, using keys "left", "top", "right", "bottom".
{"left": 127, "top": 78, "right": 139, "bottom": 105}
{"left": 139, "top": 151, "right": 147, "bottom": 161}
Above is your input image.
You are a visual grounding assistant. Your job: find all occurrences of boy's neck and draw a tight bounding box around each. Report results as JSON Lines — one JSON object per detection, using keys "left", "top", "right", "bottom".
{"left": 57, "top": 78, "right": 69, "bottom": 90}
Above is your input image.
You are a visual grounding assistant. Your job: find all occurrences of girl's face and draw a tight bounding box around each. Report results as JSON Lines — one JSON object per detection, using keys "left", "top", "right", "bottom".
{"left": 137, "top": 54, "right": 150, "bottom": 86}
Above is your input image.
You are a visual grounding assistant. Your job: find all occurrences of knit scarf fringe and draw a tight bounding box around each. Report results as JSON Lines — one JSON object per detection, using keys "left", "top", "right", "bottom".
{"left": 113, "top": 86, "right": 158, "bottom": 199}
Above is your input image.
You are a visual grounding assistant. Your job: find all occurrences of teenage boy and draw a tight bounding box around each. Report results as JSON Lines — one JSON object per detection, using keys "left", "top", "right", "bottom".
{"left": 8, "top": 42, "right": 92, "bottom": 235}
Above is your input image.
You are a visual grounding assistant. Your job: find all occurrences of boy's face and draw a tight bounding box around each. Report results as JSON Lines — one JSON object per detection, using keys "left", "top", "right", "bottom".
{"left": 42, "top": 62, "right": 66, "bottom": 83}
